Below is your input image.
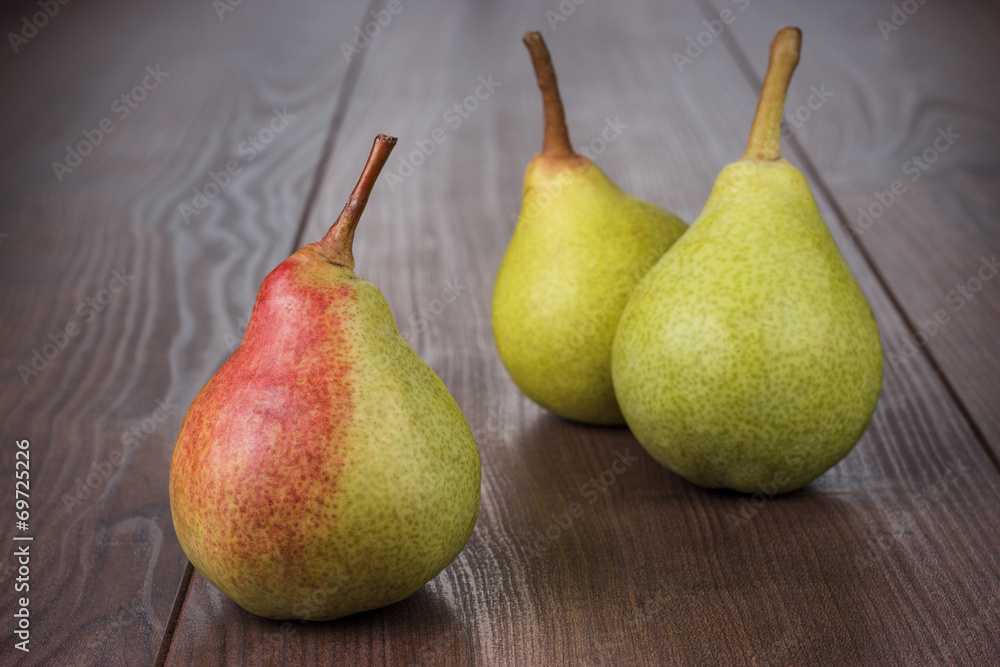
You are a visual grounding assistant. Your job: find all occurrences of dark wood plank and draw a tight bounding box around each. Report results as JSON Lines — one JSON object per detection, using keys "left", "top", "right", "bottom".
{"left": 0, "top": 1, "right": 367, "bottom": 664}
{"left": 167, "top": 1, "right": 1000, "bottom": 665}
{"left": 711, "top": 0, "right": 1000, "bottom": 457}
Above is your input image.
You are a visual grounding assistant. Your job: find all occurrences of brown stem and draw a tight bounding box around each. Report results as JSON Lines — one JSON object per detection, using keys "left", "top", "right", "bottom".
{"left": 744, "top": 27, "right": 801, "bottom": 161}
{"left": 523, "top": 31, "right": 575, "bottom": 160}
{"left": 314, "top": 134, "right": 397, "bottom": 268}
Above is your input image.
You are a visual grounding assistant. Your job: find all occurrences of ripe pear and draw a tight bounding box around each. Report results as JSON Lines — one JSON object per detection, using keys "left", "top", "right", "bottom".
{"left": 612, "top": 28, "right": 882, "bottom": 494}
{"left": 169, "top": 135, "right": 481, "bottom": 621}
{"left": 492, "top": 32, "right": 687, "bottom": 425}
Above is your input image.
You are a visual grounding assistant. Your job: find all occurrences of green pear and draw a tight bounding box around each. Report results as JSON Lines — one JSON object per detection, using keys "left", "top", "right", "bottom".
{"left": 493, "top": 31, "right": 687, "bottom": 425}
{"left": 169, "top": 135, "right": 481, "bottom": 621}
{"left": 612, "top": 28, "right": 882, "bottom": 494}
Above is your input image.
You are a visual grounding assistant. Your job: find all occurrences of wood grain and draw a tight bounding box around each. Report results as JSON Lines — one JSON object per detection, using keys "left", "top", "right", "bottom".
{"left": 163, "top": 1, "right": 1000, "bottom": 665}
{"left": 0, "top": 1, "right": 368, "bottom": 664}
{"left": 2, "top": 0, "right": 998, "bottom": 665}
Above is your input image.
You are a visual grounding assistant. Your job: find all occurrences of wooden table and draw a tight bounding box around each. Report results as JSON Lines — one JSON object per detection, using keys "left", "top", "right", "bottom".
{"left": 2, "top": 1, "right": 999, "bottom": 664}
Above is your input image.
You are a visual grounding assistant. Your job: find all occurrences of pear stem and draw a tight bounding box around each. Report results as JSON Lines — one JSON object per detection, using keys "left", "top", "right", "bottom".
{"left": 523, "top": 31, "right": 575, "bottom": 160}
{"left": 744, "top": 27, "right": 801, "bottom": 162}
{"left": 314, "top": 134, "right": 397, "bottom": 269}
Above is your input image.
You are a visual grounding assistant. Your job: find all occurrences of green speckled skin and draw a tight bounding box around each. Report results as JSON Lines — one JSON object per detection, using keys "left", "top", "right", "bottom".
{"left": 492, "top": 156, "right": 686, "bottom": 425}
{"left": 612, "top": 160, "right": 882, "bottom": 493}
{"left": 170, "top": 248, "right": 481, "bottom": 620}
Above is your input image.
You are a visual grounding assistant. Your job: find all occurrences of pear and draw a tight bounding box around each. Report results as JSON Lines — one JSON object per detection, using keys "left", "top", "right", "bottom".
{"left": 492, "top": 31, "right": 687, "bottom": 425}
{"left": 169, "top": 135, "right": 481, "bottom": 621}
{"left": 612, "top": 28, "right": 882, "bottom": 494}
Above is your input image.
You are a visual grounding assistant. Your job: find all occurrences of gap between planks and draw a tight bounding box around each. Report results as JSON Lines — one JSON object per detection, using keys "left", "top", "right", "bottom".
{"left": 288, "top": 3, "right": 375, "bottom": 255}
{"left": 151, "top": 0, "right": 382, "bottom": 661}
{"left": 153, "top": 562, "right": 195, "bottom": 667}
{"left": 154, "top": 2, "right": 1000, "bottom": 661}
{"left": 697, "top": 0, "right": 1000, "bottom": 479}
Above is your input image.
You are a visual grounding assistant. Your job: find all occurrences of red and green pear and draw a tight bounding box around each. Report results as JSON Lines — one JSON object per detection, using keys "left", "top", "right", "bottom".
{"left": 169, "top": 135, "right": 481, "bottom": 621}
